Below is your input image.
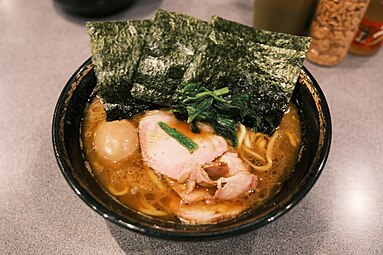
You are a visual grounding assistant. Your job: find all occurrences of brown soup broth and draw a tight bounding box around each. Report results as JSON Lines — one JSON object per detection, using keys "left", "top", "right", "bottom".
{"left": 81, "top": 96, "right": 302, "bottom": 222}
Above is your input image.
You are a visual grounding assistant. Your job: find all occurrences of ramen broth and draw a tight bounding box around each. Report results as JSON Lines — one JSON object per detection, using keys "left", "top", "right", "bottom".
{"left": 81, "top": 96, "right": 302, "bottom": 223}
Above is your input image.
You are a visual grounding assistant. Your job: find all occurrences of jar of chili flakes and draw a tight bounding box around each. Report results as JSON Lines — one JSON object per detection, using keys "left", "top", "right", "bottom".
{"left": 307, "top": 0, "right": 370, "bottom": 66}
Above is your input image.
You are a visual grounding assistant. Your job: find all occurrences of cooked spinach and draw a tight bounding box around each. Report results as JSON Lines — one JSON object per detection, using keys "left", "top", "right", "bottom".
{"left": 173, "top": 83, "right": 246, "bottom": 146}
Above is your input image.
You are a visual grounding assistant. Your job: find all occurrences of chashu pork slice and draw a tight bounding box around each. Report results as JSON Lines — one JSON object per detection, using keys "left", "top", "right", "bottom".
{"left": 175, "top": 203, "right": 249, "bottom": 224}
{"left": 139, "top": 110, "right": 229, "bottom": 182}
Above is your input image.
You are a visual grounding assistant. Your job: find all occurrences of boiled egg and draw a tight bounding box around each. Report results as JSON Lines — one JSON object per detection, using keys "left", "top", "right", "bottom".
{"left": 94, "top": 120, "right": 138, "bottom": 162}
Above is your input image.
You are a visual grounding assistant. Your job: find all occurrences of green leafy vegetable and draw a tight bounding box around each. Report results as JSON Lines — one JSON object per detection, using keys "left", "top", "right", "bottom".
{"left": 157, "top": 121, "right": 199, "bottom": 153}
{"left": 173, "top": 83, "right": 241, "bottom": 146}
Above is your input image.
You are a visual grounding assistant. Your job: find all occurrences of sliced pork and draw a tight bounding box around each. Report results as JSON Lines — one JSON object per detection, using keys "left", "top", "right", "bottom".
{"left": 218, "top": 151, "right": 252, "bottom": 175}
{"left": 202, "top": 161, "right": 229, "bottom": 179}
{"left": 139, "top": 110, "right": 258, "bottom": 223}
{"left": 139, "top": 110, "right": 229, "bottom": 182}
{"left": 215, "top": 173, "right": 258, "bottom": 200}
{"left": 175, "top": 203, "right": 249, "bottom": 224}
{"left": 167, "top": 179, "right": 212, "bottom": 203}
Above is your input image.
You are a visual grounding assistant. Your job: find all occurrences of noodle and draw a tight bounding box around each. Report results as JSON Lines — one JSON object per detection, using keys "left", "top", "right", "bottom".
{"left": 253, "top": 131, "right": 278, "bottom": 171}
{"left": 244, "top": 133, "right": 252, "bottom": 148}
{"left": 285, "top": 130, "right": 298, "bottom": 147}
{"left": 256, "top": 136, "right": 267, "bottom": 148}
{"left": 237, "top": 124, "right": 279, "bottom": 172}
{"left": 243, "top": 146, "right": 265, "bottom": 162}
{"left": 147, "top": 168, "right": 166, "bottom": 191}
{"left": 139, "top": 200, "right": 169, "bottom": 216}
{"left": 107, "top": 184, "right": 129, "bottom": 196}
{"left": 139, "top": 207, "right": 169, "bottom": 217}
{"left": 237, "top": 124, "right": 247, "bottom": 149}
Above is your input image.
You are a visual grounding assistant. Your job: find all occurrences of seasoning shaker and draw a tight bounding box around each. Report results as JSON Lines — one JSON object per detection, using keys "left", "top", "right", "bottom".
{"left": 349, "top": 0, "right": 383, "bottom": 56}
{"left": 307, "top": 0, "right": 370, "bottom": 66}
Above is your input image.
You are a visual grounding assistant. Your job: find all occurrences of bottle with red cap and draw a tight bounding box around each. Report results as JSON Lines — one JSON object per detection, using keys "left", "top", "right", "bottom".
{"left": 349, "top": 0, "right": 383, "bottom": 56}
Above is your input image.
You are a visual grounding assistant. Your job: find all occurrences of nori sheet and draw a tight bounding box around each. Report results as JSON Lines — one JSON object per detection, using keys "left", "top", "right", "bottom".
{"left": 181, "top": 28, "right": 310, "bottom": 135}
{"left": 86, "top": 19, "right": 155, "bottom": 121}
{"left": 211, "top": 16, "right": 312, "bottom": 52}
{"left": 130, "top": 9, "right": 212, "bottom": 106}
{"left": 86, "top": 11, "right": 311, "bottom": 135}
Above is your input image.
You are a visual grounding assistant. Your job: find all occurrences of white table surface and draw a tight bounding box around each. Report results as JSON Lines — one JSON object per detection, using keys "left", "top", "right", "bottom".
{"left": 1, "top": 0, "right": 383, "bottom": 254}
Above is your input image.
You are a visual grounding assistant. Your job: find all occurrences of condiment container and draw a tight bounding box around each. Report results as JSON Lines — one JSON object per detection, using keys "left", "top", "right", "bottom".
{"left": 253, "top": 0, "right": 318, "bottom": 35}
{"left": 349, "top": 0, "right": 383, "bottom": 56}
{"left": 307, "top": 0, "right": 370, "bottom": 66}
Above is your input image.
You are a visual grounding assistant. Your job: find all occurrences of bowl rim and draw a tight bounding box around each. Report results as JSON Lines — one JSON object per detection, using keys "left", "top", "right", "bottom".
{"left": 52, "top": 57, "right": 332, "bottom": 240}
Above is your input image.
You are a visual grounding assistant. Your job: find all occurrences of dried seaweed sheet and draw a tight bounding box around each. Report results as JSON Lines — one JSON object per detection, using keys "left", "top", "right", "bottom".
{"left": 211, "top": 16, "right": 312, "bottom": 52}
{"left": 87, "top": 11, "right": 311, "bottom": 135}
{"left": 182, "top": 28, "right": 310, "bottom": 135}
{"left": 86, "top": 20, "right": 154, "bottom": 120}
{"left": 130, "top": 9, "right": 212, "bottom": 106}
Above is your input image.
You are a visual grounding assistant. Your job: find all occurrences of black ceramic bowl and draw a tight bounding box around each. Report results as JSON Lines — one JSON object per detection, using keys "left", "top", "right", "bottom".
{"left": 54, "top": 0, "right": 137, "bottom": 17}
{"left": 52, "top": 58, "right": 331, "bottom": 241}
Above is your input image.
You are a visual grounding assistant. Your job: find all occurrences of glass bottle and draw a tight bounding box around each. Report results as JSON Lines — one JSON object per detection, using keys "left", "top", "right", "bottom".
{"left": 349, "top": 0, "right": 383, "bottom": 56}
{"left": 253, "top": 0, "right": 318, "bottom": 35}
{"left": 307, "top": 0, "right": 370, "bottom": 66}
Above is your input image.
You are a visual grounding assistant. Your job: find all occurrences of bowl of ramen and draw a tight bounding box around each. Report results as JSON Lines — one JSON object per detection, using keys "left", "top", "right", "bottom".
{"left": 52, "top": 11, "right": 331, "bottom": 240}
